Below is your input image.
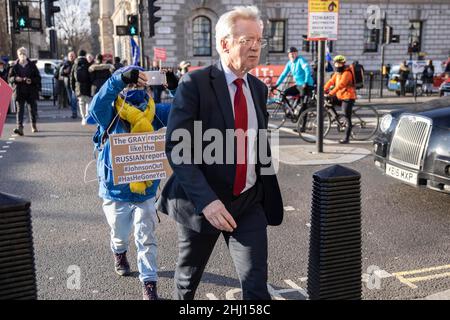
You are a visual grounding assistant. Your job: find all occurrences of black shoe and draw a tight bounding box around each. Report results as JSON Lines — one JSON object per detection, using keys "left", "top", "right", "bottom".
{"left": 339, "top": 139, "right": 350, "bottom": 144}
{"left": 71, "top": 114, "right": 78, "bottom": 119}
{"left": 31, "top": 124, "right": 38, "bottom": 133}
{"left": 142, "top": 281, "right": 158, "bottom": 300}
{"left": 13, "top": 127, "right": 24, "bottom": 136}
{"left": 114, "top": 251, "right": 131, "bottom": 276}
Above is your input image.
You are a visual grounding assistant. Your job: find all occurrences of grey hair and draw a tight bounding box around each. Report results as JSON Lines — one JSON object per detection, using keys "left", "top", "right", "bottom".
{"left": 215, "top": 6, "right": 263, "bottom": 54}
{"left": 17, "top": 47, "right": 28, "bottom": 56}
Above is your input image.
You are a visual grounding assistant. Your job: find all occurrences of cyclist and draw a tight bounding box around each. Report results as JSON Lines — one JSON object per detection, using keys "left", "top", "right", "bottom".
{"left": 324, "top": 55, "right": 357, "bottom": 144}
{"left": 271, "top": 47, "right": 314, "bottom": 120}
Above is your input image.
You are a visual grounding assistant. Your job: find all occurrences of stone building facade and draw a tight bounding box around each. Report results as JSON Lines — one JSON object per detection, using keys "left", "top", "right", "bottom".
{"left": 98, "top": 0, "right": 450, "bottom": 71}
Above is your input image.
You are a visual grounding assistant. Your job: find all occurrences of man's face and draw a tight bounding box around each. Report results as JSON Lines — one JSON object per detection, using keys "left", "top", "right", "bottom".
{"left": 18, "top": 52, "right": 27, "bottom": 60}
{"left": 334, "top": 62, "right": 345, "bottom": 69}
{"left": 288, "top": 51, "right": 298, "bottom": 62}
{"left": 222, "top": 19, "right": 263, "bottom": 74}
{"left": 68, "top": 52, "right": 75, "bottom": 61}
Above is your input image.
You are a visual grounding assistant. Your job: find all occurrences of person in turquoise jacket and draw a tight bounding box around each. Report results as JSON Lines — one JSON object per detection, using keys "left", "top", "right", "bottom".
{"left": 88, "top": 65, "right": 173, "bottom": 300}
{"left": 272, "top": 47, "right": 314, "bottom": 118}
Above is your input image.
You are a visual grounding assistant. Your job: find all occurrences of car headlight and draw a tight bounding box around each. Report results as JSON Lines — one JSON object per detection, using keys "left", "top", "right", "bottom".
{"left": 380, "top": 114, "right": 393, "bottom": 133}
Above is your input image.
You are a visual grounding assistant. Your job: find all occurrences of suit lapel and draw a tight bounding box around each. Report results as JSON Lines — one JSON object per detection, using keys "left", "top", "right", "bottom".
{"left": 210, "top": 62, "right": 235, "bottom": 130}
{"left": 247, "top": 75, "right": 266, "bottom": 130}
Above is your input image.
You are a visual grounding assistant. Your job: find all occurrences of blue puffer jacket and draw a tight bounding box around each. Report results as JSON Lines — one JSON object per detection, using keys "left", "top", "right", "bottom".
{"left": 88, "top": 73, "right": 171, "bottom": 202}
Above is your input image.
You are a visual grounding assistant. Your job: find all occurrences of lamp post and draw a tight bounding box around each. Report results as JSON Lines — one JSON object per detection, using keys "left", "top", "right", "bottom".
{"left": 408, "top": 24, "right": 415, "bottom": 62}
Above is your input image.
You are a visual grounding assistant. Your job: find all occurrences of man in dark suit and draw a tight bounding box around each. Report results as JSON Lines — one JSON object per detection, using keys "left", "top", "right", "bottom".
{"left": 157, "top": 5, "right": 283, "bottom": 300}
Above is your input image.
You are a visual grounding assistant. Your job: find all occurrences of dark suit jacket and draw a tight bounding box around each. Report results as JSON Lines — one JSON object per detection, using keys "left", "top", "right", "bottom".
{"left": 157, "top": 62, "right": 283, "bottom": 234}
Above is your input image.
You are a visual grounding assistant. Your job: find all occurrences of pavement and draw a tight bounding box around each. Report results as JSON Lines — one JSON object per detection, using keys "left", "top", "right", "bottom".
{"left": 358, "top": 95, "right": 437, "bottom": 106}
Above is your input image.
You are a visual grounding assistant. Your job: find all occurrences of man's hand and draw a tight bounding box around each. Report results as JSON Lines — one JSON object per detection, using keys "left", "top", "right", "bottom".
{"left": 15, "top": 76, "right": 23, "bottom": 82}
{"left": 202, "top": 200, "right": 237, "bottom": 232}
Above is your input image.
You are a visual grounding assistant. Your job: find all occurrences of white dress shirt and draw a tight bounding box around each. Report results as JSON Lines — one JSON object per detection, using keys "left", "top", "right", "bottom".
{"left": 221, "top": 60, "right": 258, "bottom": 193}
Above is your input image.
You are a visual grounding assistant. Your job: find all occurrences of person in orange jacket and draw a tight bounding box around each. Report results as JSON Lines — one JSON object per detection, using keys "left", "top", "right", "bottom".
{"left": 324, "top": 55, "right": 357, "bottom": 144}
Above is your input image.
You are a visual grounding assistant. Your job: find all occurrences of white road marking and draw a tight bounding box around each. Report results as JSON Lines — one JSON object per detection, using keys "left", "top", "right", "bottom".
{"left": 0, "top": 150, "right": 6, "bottom": 153}
{"left": 225, "top": 288, "right": 241, "bottom": 300}
{"left": 205, "top": 293, "right": 219, "bottom": 300}
{"left": 8, "top": 137, "right": 15, "bottom": 140}
{"left": 2, "top": 146, "right": 9, "bottom": 149}
{"left": 6, "top": 141, "right": 13, "bottom": 144}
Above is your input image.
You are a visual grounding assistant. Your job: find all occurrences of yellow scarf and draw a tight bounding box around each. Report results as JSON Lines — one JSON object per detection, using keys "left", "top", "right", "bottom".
{"left": 115, "top": 95, "right": 156, "bottom": 195}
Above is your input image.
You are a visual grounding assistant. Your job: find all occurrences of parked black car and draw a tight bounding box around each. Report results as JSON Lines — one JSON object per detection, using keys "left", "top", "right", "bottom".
{"left": 373, "top": 97, "right": 450, "bottom": 193}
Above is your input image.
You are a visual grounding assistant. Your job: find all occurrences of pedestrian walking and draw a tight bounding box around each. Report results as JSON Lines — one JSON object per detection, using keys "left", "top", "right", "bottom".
{"left": 157, "top": 6, "right": 283, "bottom": 300}
{"left": 70, "top": 50, "right": 92, "bottom": 125}
{"left": 8, "top": 47, "right": 41, "bottom": 136}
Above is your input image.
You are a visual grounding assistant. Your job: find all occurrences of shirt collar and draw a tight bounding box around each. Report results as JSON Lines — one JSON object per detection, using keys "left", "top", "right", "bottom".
{"left": 221, "top": 59, "right": 249, "bottom": 88}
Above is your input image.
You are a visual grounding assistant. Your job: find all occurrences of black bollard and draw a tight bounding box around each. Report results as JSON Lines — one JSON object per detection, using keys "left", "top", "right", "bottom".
{"left": 0, "top": 193, "right": 37, "bottom": 300}
{"left": 307, "top": 165, "right": 362, "bottom": 300}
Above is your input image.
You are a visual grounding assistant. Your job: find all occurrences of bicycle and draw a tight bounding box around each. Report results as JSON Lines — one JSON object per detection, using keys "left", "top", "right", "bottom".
{"left": 297, "top": 97, "right": 380, "bottom": 143}
{"left": 267, "top": 88, "right": 314, "bottom": 130}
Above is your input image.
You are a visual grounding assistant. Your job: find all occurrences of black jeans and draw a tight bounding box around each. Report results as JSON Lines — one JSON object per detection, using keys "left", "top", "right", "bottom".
{"left": 341, "top": 99, "right": 355, "bottom": 139}
{"left": 16, "top": 97, "right": 38, "bottom": 128}
{"left": 328, "top": 97, "right": 354, "bottom": 140}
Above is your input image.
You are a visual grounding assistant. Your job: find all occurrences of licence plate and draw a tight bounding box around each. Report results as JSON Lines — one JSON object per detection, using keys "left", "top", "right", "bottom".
{"left": 386, "top": 164, "right": 418, "bottom": 185}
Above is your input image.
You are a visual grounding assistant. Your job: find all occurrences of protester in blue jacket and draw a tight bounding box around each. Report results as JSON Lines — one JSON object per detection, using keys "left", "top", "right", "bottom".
{"left": 88, "top": 65, "right": 171, "bottom": 300}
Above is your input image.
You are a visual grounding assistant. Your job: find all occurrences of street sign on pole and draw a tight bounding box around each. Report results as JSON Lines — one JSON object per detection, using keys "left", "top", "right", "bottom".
{"left": 308, "top": 0, "right": 339, "bottom": 153}
{"left": 116, "top": 25, "right": 128, "bottom": 36}
{"left": 307, "top": 0, "right": 339, "bottom": 41}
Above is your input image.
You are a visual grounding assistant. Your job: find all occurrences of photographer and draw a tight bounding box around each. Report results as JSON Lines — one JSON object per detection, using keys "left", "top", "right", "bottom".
{"left": 87, "top": 65, "right": 176, "bottom": 300}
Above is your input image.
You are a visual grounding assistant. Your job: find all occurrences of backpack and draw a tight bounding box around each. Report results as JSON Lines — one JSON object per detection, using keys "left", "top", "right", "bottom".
{"left": 349, "top": 62, "right": 365, "bottom": 89}
{"left": 75, "top": 61, "right": 90, "bottom": 83}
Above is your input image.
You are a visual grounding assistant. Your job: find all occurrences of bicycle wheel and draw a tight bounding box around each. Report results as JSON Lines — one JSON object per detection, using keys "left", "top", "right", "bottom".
{"left": 351, "top": 105, "right": 379, "bottom": 140}
{"left": 267, "top": 102, "right": 287, "bottom": 130}
{"left": 297, "top": 107, "right": 331, "bottom": 143}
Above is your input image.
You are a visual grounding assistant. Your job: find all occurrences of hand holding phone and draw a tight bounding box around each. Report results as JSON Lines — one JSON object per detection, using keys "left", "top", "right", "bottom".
{"left": 143, "top": 71, "right": 166, "bottom": 86}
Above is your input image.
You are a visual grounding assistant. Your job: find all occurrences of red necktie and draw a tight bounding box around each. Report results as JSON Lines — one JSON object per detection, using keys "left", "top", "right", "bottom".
{"left": 233, "top": 78, "right": 248, "bottom": 196}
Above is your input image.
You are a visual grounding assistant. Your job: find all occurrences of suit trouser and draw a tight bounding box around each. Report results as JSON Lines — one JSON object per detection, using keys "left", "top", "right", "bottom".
{"left": 174, "top": 184, "right": 271, "bottom": 300}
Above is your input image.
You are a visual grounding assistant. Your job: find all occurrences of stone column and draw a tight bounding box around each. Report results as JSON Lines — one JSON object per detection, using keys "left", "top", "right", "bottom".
{"left": 99, "top": 0, "right": 115, "bottom": 55}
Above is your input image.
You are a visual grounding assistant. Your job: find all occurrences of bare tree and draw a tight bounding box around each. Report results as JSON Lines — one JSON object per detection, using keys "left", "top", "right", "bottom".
{"left": 55, "top": 0, "right": 92, "bottom": 54}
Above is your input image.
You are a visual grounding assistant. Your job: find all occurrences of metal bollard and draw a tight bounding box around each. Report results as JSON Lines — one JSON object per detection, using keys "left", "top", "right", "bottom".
{"left": 0, "top": 193, "right": 37, "bottom": 300}
{"left": 368, "top": 72, "right": 373, "bottom": 102}
{"left": 307, "top": 165, "right": 362, "bottom": 300}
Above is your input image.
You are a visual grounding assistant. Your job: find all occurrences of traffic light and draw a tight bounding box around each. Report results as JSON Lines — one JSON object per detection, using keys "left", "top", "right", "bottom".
{"left": 383, "top": 25, "right": 393, "bottom": 45}
{"left": 148, "top": 0, "right": 161, "bottom": 38}
{"left": 127, "top": 14, "right": 139, "bottom": 36}
{"left": 15, "top": 5, "right": 29, "bottom": 29}
{"left": 302, "top": 35, "right": 310, "bottom": 52}
{"left": 45, "top": 0, "right": 60, "bottom": 27}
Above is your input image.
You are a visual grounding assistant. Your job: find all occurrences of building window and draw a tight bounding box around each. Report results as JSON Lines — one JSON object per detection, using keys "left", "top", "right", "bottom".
{"left": 193, "top": 16, "right": 212, "bottom": 57}
{"left": 268, "top": 20, "right": 286, "bottom": 53}
{"left": 363, "top": 20, "right": 381, "bottom": 53}
{"left": 408, "top": 21, "right": 422, "bottom": 54}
